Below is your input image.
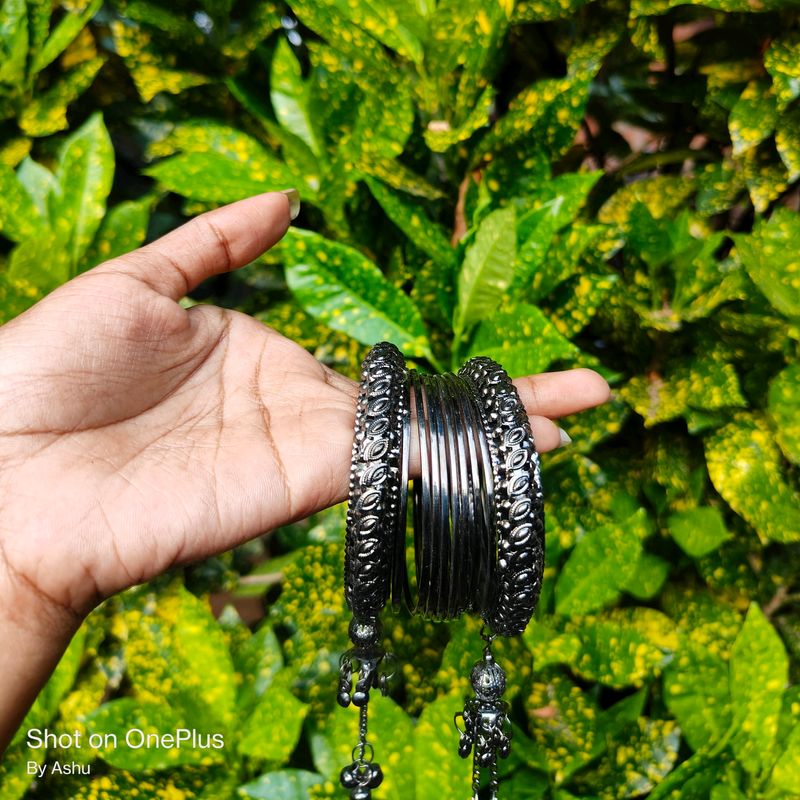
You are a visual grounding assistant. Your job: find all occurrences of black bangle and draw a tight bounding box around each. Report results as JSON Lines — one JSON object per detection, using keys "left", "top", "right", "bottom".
{"left": 338, "top": 344, "right": 545, "bottom": 800}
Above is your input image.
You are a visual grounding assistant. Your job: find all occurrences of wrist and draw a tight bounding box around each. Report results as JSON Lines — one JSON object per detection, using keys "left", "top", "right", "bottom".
{"left": 0, "top": 548, "right": 83, "bottom": 754}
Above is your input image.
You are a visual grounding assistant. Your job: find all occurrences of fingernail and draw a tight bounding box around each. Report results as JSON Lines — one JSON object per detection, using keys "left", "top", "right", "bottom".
{"left": 558, "top": 427, "right": 572, "bottom": 447}
{"left": 279, "top": 188, "right": 300, "bottom": 221}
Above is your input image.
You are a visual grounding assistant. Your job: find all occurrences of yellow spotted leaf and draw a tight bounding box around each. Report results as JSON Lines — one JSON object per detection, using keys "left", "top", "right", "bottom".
{"left": 729, "top": 603, "right": 789, "bottom": 774}
{"left": 705, "top": 413, "right": 800, "bottom": 544}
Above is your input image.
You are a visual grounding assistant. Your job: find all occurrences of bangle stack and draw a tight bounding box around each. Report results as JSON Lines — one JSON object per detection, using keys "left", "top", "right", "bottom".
{"left": 337, "top": 342, "right": 545, "bottom": 800}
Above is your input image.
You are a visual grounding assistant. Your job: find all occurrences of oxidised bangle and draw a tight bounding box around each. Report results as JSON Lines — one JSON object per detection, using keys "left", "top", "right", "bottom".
{"left": 337, "top": 343, "right": 545, "bottom": 800}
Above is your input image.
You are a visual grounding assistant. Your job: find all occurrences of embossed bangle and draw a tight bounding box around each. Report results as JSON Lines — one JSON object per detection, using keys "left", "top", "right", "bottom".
{"left": 337, "top": 343, "right": 545, "bottom": 800}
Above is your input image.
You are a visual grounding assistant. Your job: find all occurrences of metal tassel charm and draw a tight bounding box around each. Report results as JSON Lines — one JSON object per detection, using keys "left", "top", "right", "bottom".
{"left": 454, "top": 635, "right": 513, "bottom": 800}
{"left": 337, "top": 619, "right": 393, "bottom": 799}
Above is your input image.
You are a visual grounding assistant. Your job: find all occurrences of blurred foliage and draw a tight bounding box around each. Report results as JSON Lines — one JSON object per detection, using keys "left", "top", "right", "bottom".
{"left": 1, "top": 0, "right": 799, "bottom": 798}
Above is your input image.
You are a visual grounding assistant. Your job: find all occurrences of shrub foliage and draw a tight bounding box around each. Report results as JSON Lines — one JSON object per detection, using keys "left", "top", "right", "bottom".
{"left": 0, "top": 0, "right": 799, "bottom": 798}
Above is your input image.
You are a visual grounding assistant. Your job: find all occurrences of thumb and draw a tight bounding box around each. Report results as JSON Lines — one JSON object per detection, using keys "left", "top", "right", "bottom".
{"left": 96, "top": 190, "right": 298, "bottom": 301}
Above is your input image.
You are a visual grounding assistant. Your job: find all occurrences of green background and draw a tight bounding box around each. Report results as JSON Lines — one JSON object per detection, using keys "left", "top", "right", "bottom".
{"left": 0, "top": 0, "right": 799, "bottom": 797}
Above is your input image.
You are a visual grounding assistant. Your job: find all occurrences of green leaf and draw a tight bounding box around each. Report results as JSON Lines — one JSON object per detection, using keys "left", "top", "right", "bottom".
{"left": 145, "top": 123, "right": 296, "bottom": 203}
{"left": 0, "top": 0, "right": 29, "bottom": 85}
{"left": 238, "top": 769, "right": 325, "bottom": 799}
{"left": 705, "top": 413, "right": 800, "bottom": 544}
{"left": 514, "top": 0, "right": 590, "bottom": 22}
{"left": 50, "top": 112, "right": 114, "bottom": 272}
{"left": 271, "top": 38, "right": 320, "bottom": 157}
{"left": 729, "top": 603, "right": 789, "bottom": 774}
{"left": 82, "top": 194, "right": 152, "bottom": 271}
{"left": 664, "top": 625, "right": 734, "bottom": 752}
{"left": 621, "top": 355, "right": 746, "bottom": 428}
{"left": 110, "top": 20, "right": 210, "bottom": 102}
{"left": 30, "top": 0, "right": 102, "bottom": 74}
{"left": 16, "top": 155, "right": 57, "bottom": 222}
{"left": 310, "top": 696, "right": 415, "bottom": 800}
{"left": 776, "top": 106, "right": 800, "bottom": 182}
{"left": 120, "top": 581, "right": 237, "bottom": 732}
{"left": 768, "top": 364, "right": 800, "bottom": 465}
{"left": 83, "top": 698, "right": 219, "bottom": 770}
{"left": 622, "top": 552, "right": 670, "bottom": 600}
{"left": 415, "top": 691, "right": 471, "bottom": 800}
{"left": 0, "top": 744, "right": 42, "bottom": 800}
{"left": 365, "top": 177, "right": 454, "bottom": 267}
{"left": 530, "top": 608, "right": 678, "bottom": 689}
{"left": 735, "top": 208, "right": 800, "bottom": 319}
{"left": 231, "top": 622, "right": 284, "bottom": 715}
{"left": 526, "top": 669, "right": 602, "bottom": 782}
{"left": 424, "top": 85, "right": 495, "bottom": 152}
{"left": 467, "top": 301, "right": 579, "bottom": 377}
{"left": 4, "top": 228, "right": 72, "bottom": 304}
{"left": 453, "top": 206, "right": 516, "bottom": 337}
{"left": 555, "top": 510, "right": 647, "bottom": 616}
{"left": 765, "top": 34, "right": 800, "bottom": 112}
{"left": 238, "top": 670, "right": 309, "bottom": 763}
{"left": 770, "top": 721, "right": 800, "bottom": 793}
{"left": 728, "top": 81, "right": 777, "bottom": 157}
{"left": 667, "top": 507, "right": 732, "bottom": 558}
{"left": 19, "top": 56, "right": 105, "bottom": 137}
{"left": 283, "top": 228, "right": 433, "bottom": 361}
{"left": 0, "top": 163, "right": 43, "bottom": 242}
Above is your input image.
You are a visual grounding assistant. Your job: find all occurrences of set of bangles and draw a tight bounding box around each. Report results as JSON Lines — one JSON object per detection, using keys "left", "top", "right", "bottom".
{"left": 337, "top": 341, "right": 545, "bottom": 800}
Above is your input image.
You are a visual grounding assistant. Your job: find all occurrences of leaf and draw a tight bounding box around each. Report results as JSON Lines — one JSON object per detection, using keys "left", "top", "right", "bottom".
{"left": 622, "top": 552, "right": 670, "bottom": 600}
{"left": 119, "top": 581, "right": 237, "bottom": 732}
{"left": 238, "top": 769, "right": 325, "bottom": 799}
{"left": 310, "top": 696, "right": 415, "bottom": 800}
{"left": 0, "top": 0, "right": 28, "bottom": 85}
{"left": 621, "top": 355, "right": 746, "bottom": 428}
{"left": 514, "top": 0, "right": 590, "bottom": 22}
{"left": 16, "top": 155, "right": 57, "bottom": 221}
{"left": 145, "top": 134, "right": 295, "bottom": 204}
{"left": 770, "top": 721, "right": 800, "bottom": 793}
{"left": 414, "top": 691, "right": 471, "bottom": 800}
{"left": 269, "top": 542, "right": 349, "bottom": 682}
{"left": 667, "top": 507, "right": 732, "bottom": 558}
{"left": 546, "top": 273, "right": 619, "bottom": 339}
{"left": 768, "top": 364, "right": 800, "bottom": 465}
{"left": 598, "top": 176, "right": 694, "bottom": 226}
{"left": 530, "top": 608, "right": 678, "bottom": 689}
{"left": 664, "top": 634, "right": 733, "bottom": 751}
{"left": 271, "top": 37, "right": 320, "bottom": 157}
{"left": 0, "top": 163, "right": 44, "bottom": 242}
{"left": 734, "top": 208, "right": 800, "bottom": 319}
{"left": 110, "top": 20, "right": 210, "bottom": 102}
{"left": 424, "top": 85, "right": 495, "bottom": 152}
{"left": 30, "top": 0, "right": 102, "bottom": 74}
{"left": 365, "top": 177, "right": 454, "bottom": 267}
{"left": 453, "top": 206, "right": 516, "bottom": 336}
{"left": 729, "top": 603, "right": 789, "bottom": 774}
{"left": 728, "top": 81, "right": 777, "bottom": 157}
{"left": 526, "top": 669, "right": 602, "bottom": 783}
{"left": 81, "top": 194, "right": 152, "bottom": 271}
{"left": 19, "top": 56, "right": 105, "bottom": 137}
{"left": 239, "top": 670, "right": 309, "bottom": 764}
{"left": 705, "top": 413, "right": 800, "bottom": 544}
{"left": 776, "top": 106, "right": 800, "bottom": 182}
{"left": 555, "top": 510, "right": 647, "bottom": 616}
{"left": 282, "top": 228, "right": 433, "bottom": 361}
{"left": 0, "top": 744, "right": 42, "bottom": 800}
{"left": 765, "top": 33, "right": 800, "bottom": 112}
{"left": 467, "top": 301, "right": 579, "bottom": 377}
{"left": 83, "top": 698, "right": 219, "bottom": 770}
{"left": 230, "top": 622, "right": 284, "bottom": 715}
{"left": 4, "top": 228, "right": 72, "bottom": 305}
{"left": 738, "top": 147, "right": 790, "bottom": 214}
{"left": 50, "top": 112, "right": 114, "bottom": 272}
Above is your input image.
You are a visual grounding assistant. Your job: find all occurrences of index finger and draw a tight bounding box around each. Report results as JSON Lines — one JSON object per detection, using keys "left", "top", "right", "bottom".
{"left": 513, "top": 368, "right": 611, "bottom": 419}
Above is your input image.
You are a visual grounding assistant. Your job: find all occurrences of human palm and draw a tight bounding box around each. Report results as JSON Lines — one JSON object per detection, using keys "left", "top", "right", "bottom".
{"left": 0, "top": 192, "right": 610, "bottom": 621}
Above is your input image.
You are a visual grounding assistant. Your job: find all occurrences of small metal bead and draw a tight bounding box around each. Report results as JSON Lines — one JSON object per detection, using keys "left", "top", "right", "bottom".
{"left": 349, "top": 617, "right": 382, "bottom": 650}
{"left": 470, "top": 653, "right": 506, "bottom": 701}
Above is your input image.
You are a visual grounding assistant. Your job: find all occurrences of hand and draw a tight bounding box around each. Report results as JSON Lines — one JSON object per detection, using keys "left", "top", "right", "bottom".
{"left": 0, "top": 191, "right": 609, "bottom": 747}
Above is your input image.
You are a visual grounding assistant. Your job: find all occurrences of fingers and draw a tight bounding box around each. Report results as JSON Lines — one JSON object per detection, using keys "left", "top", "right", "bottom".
{"left": 512, "top": 368, "right": 611, "bottom": 418}
{"left": 99, "top": 191, "right": 294, "bottom": 301}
